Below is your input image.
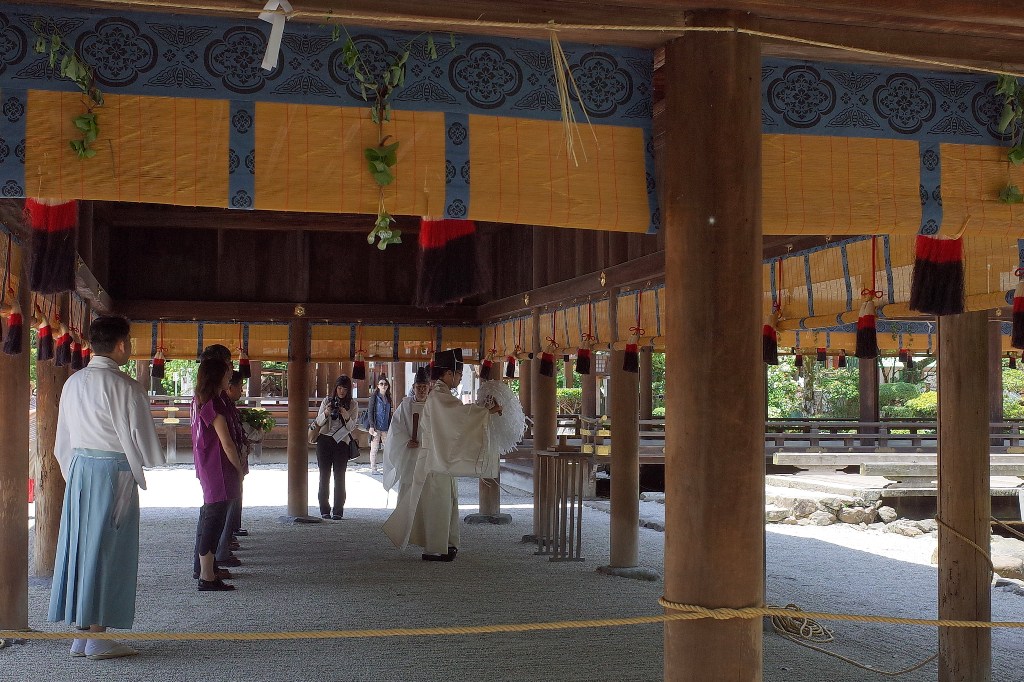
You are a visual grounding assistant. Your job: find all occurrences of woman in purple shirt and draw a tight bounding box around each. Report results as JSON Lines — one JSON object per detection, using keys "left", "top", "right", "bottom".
{"left": 191, "top": 357, "right": 243, "bottom": 591}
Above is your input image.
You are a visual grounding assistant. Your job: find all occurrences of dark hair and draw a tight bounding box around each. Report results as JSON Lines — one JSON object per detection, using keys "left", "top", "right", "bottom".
{"left": 430, "top": 366, "right": 449, "bottom": 382}
{"left": 229, "top": 370, "right": 244, "bottom": 386}
{"left": 89, "top": 316, "right": 131, "bottom": 354}
{"left": 333, "top": 375, "right": 353, "bottom": 410}
{"left": 375, "top": 375, "right": 393, "bottom": 405}
{"left": 200, "top": 344, "right": 232, "bottom": 364}
{"left": 196, "top": 358, "right": 231, "bottom": 406}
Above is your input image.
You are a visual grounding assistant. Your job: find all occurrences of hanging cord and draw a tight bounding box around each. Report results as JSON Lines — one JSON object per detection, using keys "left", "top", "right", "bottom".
{"left": 861, "top": 235, "right": 884, "bottom": 302}
{"left": 489, "top": 325, "right": 497, "bottom": 362}
{"left": 1, "top": 234, "right": 11, "bottom": 309}
{"left": 581, "top": 299, "right": 595, "bottom": 346}
{"left": 545, "top": 310, "right": 557, "bottom": 351}
{"left": 513, "top": 318, "right": 523, "bottom": 357}
{"left": 629, "top": 290, "right": 645, "bottom": 341}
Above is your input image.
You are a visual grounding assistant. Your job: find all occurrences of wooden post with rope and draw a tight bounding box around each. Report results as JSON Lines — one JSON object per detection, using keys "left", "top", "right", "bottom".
{"left": 938, "top": 310, "right": 991, "bottom": 681}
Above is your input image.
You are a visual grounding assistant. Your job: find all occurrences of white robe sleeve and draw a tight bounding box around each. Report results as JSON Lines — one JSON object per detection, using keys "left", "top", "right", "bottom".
{"left": 421, "top": 387, "right": 493, "bottom": 477}
{"left": 114, "top": 379, "right": 165, "bottom": 489}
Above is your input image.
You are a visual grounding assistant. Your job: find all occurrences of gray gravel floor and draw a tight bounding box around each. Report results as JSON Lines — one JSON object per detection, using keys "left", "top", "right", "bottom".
{"left": 3, "top": 467, "right": 1023, "bottom": 681}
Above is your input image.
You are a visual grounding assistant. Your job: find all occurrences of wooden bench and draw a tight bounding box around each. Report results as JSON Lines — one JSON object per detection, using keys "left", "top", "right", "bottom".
{"left": 859, "top": 460, "right": 1024, "bottom": 498}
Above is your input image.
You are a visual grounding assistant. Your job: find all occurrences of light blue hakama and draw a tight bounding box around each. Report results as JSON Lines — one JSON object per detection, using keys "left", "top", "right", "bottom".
{"left": 48, "top": 448, "right": 140, "bottom": 629}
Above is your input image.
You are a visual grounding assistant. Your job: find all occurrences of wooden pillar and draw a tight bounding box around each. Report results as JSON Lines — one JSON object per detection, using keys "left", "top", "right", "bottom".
{"left": 639, "top": 348, "right": 653, "bottom": 420}
{"left": 663, "top": 14, "right": 763, "bottom": 681}
{"left": 33, "top": 313, "right": 69, "bottom": 577}
{"left": 135, "top": 359, "right": 151, "bottom": 394}
{"left": 248, "top": 360, "right": 262, "bottom": 398}
{"left": 938, "top": 311, "right": 991, "bottom": 682}
{"left": 287, "top": 317, "right": 310, "bottom": 518}
{"left": 989, "top": 318, "right": 1003, "bottom": 424}
{"left": 581, "top": 371, "right": 597, "bottom": 420}
{"left": 859, "top": 357, "right": 880, "bottom": 446}
{"left": 564, "top": 358, "right": 575, "bottom": 389}
{"left": 316, "top": 362, "right": 329, "bottom": 398}
{"left": 519, "top": 360, "right": 532, "bottom": 417}
{"left": 531, "top": 309, "right": 556, "bottom": 452}
{"left": 0, "top": 280, "right": 30, "bottom": 629}
{"left": 393, "top": 361, "right": 406, "bottom": 399}
{"left": 608, "top": 349, "right": 639, "bottom": 567}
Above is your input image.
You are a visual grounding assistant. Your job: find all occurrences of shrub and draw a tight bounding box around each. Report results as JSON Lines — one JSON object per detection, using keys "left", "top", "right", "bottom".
{"left": 903, "top": 391, "right": 937, "bottom": 418}
{"left": 652, "top": 406, "right": 665, "bottom": 418}
{"left": 556, "top": 388, "right": 581, "bottom": 414}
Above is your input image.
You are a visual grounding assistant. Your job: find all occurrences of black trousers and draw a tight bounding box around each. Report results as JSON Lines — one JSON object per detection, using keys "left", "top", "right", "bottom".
{"left": 193, "top": 499, "right": 230, "bottom": 573}
{"left": 316, "top": 436, "right": 355, "bottom": 516}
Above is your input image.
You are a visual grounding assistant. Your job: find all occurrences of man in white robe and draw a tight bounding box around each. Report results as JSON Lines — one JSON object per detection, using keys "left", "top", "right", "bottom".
{"left": 48, "top": 315, "right": 164, "bottom": 660}
{"left": 382, "top": 350, "right": 501, "bottom": 561}
{"left": 381, "top": 367, "right": 430, "bottom": 500}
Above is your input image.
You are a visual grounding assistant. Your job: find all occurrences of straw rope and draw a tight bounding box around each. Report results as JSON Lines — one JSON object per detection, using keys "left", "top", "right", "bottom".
{"left": 76, "top": 1, "right": 1024, "bottom": 79}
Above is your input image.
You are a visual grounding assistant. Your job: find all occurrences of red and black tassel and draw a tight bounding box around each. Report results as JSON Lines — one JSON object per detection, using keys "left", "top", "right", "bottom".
{"left": 479, "top": 355, "right": 493, "bottom": 381}
{"left": 855, "top": 297, "right": 879, "bottom": 360}
{"left": 238, "top": 347, "right": 251, "bottom": 379}
{"left": 2, "top": 301, "right": 22, "bottom": 355}
{"left": 837, "top": 350, "right": 847, "bottom": 368}
{"left": 416, "top": 218, "right": 484, "bottom": 307}
{"left": 25, "top": 198, "right": 77, "bottom": 294}
{"left": 909, "top": 234, "right": 965, "bottom": 316}
{"left": 151, "top": 349, "right": 166, "bottom": 379}
{"left": 794, "top": 352, "right": 804, "bottom": 368}
{"left": 1012, "top": 274, "right": 1024, "bottom": 350}
{"left": 54, "top": 324, "right": 72, "bottom": 367}
{"left": 539, "top": 348, "right": 555, "bottom": 378}
{"left": 816, "top": 347, "right": 827, "bottom": 363}
{"left": 1011, "top": 354, "right": 1018, "bottom": 370}
{"left": 575, "top": 347, "right": 592, "bottom": 375}
{"left": 762, "top": 309, "right": 779, "bottom": 365}
{"left": 36, "top": 316, "right": 53, "bottom": 361}
{"left": 70, "top": 339, "right": 83, "bottom": 370}
{"left": 352, "top": 353, "right": 367, "bottom": 381}
{"left": 504, "top": 354, "right": 517, "bottom": 379}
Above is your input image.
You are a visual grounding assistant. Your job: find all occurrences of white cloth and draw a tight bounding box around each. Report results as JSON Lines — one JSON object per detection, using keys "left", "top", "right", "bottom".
{"left": 55, "top": 356, "right": 164, "bottom": 489}
{"left": 381, "top": 396, "right": 425, "bottom": 493}
{"left": 382, "top": 380, "right": 494, "bottom": 552}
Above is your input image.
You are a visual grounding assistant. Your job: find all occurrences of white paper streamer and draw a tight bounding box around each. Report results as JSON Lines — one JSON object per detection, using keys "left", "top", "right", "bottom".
{"left": 258, "top": 0, "right": 293, "bottom": 72}
{"left": 476, "top": 380, "right": 527, "bottom": 456}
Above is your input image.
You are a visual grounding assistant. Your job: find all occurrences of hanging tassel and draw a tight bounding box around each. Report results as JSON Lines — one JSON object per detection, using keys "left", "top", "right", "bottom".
{"left": 415, "top": 218, "right": 484, "bottom": 306}
{"left": 479, "top": 355, "right": 493, "bottom": 381}
{"left": 36, "top": 315, "right": 53, "bottom": 361}
{"left": 25, "top": 198, "right": 78, "bottom": 294}
{"left": 837, "top": 350, "right": 847, "bottom": 368}
{"left": 623, "top": 325, "right": 643, "bottom": 374}
{"left": 352, "top": 353, "right": 366, "bottom": 381}
{"left": 70, "top": 339, "right": 83, "bottom": 370}
{"left": 2, "top": 300, "right": 22, "bottom": 355}
{"left": 238, "top": 347, "right": 251, "bottom": 379}
{"left": 539, "top": 348, "right": 555, "bottom": 378}
{"left": 504, "top": 354, "right": 517, "bottom": 379}
{"left": 898, "top": 348, "right": 910, "bottom": 365}
{"left": 1012, "top": 272, "right": 1024, "bottom": 350}
{"left": 575, "top": 347, "right": 592, "bottom": 375}
{"left": 855, "top": 296, "right": 879, "bottom": 360}
{"left": 794, "top": 352, "right": 803, "bottom": 368}
{"left": 151, "top": 349, "right": 166, "bottom": 379}
{"left": 54, "top": 323, "right": 72, "bottom": 367}
{"left": 816, "top": 347, "right": 826, "bottom": 363}
{"left": 762, "top": 310, "right": 779, "bottom": 365}
{"left": 1011, "top": 354, "right": 1018, "bottom": 370}
{"left": 909, "top": 233, "right": 965, "bottom": 316}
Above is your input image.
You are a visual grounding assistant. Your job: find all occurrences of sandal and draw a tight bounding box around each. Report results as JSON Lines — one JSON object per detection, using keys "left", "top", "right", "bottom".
{"left": 197, "top": 578, "right": 235, "bottom": 591}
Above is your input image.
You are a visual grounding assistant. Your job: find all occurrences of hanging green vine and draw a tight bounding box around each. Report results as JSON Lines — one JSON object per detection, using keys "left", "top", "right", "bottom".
{"left": 31, "top": 18, "right": 104, "bottom": 160}
{"left": 995, "top": 75, "right": 1024, "bottom": 203}
{"left": 329, "top": 19, "right": 450, "bottom": 249}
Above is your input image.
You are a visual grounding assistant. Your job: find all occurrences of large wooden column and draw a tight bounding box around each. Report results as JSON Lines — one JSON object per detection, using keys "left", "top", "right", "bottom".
{"left": 287, "top": 317, "right": 310, "bottom": 518}
{"left": 938, "top": 311, "right": 991, "bottom": 681}
{"left": 519, "top": 359, "right": 532, "bottom": 417}
{"left": 0, "top": 281, "right": 30, "bottom": 630}
{"left": 581, "top": 371, "right": 597, "bottom": 420}
{"left": 605, "top": 350, "right": 640, "bottom": 567}
{"left": 662, "top": 13, "right": 763, "bottom": 681}
{"left": 135, "top": 359, "right": 151, "bottom": 394}
{"left": 33, "top": 329, "right": 69, "bottom": 577}
{"left": 315, "top": 362, "right": 328, "bottom": 398}
{"left": 531, "top": 310, "right": 556, "bottom": 451}
{"left": 393, "top": 362, "right": 406, "bottom": 400}
{"left": 639, "top": 348, "right": 653, "bottom": 420}
{"left": 859, "top": 357, "right": 880, "bottom": 446}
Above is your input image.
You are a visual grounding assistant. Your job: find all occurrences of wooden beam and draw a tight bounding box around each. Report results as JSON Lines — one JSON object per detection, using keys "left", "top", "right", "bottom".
{"left": 479, "top": 251, "right": 665, "bottom": 321}
{"left": 113, "top": 300, "right": 478, "bottom": 324}
{"left": 75, "top": 259, "right": 112, "bottom": 313}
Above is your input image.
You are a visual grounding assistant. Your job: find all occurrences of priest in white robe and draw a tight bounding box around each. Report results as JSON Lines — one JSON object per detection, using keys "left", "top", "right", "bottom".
{"left": 382, "top": 350, "right": 502, "bottom": 561}
{"left": 48, "top": 315, "right": 164, "bottom": 660}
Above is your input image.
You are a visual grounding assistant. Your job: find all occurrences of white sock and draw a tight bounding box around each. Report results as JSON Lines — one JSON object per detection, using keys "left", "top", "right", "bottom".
{"left": 84, "top": 638, "right": 116, "bottom": 655}
{"left": 70, "top": 638, "right": 86, "bottom": 654}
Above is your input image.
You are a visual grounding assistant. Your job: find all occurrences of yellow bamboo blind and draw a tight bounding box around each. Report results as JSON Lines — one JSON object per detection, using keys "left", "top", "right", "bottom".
{"left": 254, "top": 104, "right": 446, "bottom": 216}
{"left": 468, "top": 115, "right": 650, "bottom": 232}
{"left": 26, "top": 91, "right": 229, "bottom": 205}
{"left": 940, "top": 143, "right": 1024, "bottom": 237}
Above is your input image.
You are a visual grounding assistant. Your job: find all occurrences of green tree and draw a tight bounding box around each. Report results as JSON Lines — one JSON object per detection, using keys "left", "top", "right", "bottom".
{"left": 879, "top": 381, "right": 922, "bottom": 418}
{"left": 767, "top": 357, "right": 800, "bottom": 418}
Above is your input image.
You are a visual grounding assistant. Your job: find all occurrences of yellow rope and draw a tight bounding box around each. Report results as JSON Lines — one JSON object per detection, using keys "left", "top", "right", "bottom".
{"left": 75, "top": 1, "right": 1024, "bottom": 79}
{"left": 2, "top": 602, "right": 1022, "bottom": 642}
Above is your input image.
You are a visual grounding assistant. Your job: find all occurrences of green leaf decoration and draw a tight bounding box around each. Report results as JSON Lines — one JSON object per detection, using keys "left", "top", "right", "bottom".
{"left": 998, "top": 184, "right": 1024, "bottom": 204}
{"left": 996, "top": 75, "right": 1018, "bottom": 97}
{"left": 998, "top": 102, "right": 1017, "bottom": 134}
{"left": 1009, "top": 145, "right": 1024, "bottom": 166}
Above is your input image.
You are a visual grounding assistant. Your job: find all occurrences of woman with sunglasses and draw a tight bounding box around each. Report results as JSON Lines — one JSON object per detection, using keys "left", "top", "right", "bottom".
{"left": 366, "top": 375, "right": 393, "bottom": 474}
